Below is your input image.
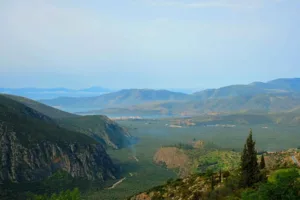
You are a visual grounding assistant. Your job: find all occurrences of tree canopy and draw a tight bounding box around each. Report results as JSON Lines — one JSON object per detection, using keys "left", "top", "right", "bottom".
{"left": 240, "top": 129, "right": 260, "bottom": 187}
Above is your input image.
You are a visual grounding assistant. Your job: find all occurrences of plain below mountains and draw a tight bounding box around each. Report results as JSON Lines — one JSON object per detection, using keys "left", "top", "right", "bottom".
{"left": 39, "top": 78, "right": 300, "bottom": 116}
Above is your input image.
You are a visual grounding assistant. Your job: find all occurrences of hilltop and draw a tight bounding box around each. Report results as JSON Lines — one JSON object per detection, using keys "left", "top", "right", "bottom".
{"left": 193, "top": 78, "right": 300, "bottom": 99}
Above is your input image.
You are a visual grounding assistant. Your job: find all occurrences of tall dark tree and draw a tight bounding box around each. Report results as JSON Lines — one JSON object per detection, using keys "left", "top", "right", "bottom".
{"left": 240, "top": 129, "right": 260, "bottom": 187}
{"left": 260, "top": 154, "right": 266, "bottom": 170}
{"left": 259, "top": 154, "right": 267, "bottom": 182}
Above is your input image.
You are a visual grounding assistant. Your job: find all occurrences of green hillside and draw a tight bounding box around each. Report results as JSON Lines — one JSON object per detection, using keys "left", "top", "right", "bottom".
{"left": 5, "top": 94, "right": 76, "bottom": 119}
{"left": 154, "top": 141, "right": 240, "bottom": 177}
{"left": 59, "top": 115, "right": 132, "bottom": 149}
{"left": 0, "top": 95, "right": 95, "bottom": 146}
{"left": 0, "top": 95, "right": 119, "bottom": 200}
{"left": 129, "top": 129, "right": 300, "bottom": 200}
{"left": 3, "top": 94, "right": 133, "bottom": 149}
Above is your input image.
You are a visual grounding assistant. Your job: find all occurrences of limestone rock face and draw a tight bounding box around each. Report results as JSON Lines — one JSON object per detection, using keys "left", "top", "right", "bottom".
{"left": 0, "top": 126, "right": 116, "bottom": 183}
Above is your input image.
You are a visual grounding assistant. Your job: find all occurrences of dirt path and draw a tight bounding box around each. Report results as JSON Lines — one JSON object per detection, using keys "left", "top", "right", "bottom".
{"left": 107, "top": 177, "right": 126, "bottom": 189}
{"left": 133, "top": 156, "right": 139, "bottom": 162}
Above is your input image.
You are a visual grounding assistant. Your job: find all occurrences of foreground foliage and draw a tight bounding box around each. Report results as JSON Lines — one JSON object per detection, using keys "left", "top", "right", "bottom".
{"left": 130, "top": 130, "right": 300, "bottom": 200}
{"left": 242, "top": 168, "right": 300, "bottom": 200}
{"left": 28, "top": 188, "right": 81, "bottom": 200}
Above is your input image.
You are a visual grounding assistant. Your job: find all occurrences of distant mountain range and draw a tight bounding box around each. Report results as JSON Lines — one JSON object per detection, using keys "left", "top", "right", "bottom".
{"left": 0, "top": 87, "right": 112, "bottom": 100}
{"left": 88, "top": 94, "right": 300, "bottom": 117}
{"left": 37, "top": 78, "right": 300, "bottom": 116}
{"left": 193, "top": 78, "right": 300, "bottom": 99}
{"left": 40, "top": 89, "right": 189, "bottom": 112}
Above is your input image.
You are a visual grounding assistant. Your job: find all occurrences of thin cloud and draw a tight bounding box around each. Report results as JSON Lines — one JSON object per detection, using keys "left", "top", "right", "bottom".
{"left": 145, "top": 0, "right": 261, "bottom": 9}
{"left": 0, "top": 0, "right": 130, "bottom": 67}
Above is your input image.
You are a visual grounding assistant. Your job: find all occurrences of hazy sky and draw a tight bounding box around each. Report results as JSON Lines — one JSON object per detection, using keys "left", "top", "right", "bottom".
{"left": 1, "top": 0, "right": 299, "bottom": 89}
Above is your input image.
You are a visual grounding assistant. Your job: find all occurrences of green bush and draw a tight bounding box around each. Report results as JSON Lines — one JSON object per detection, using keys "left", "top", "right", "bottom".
{"left": 242, "top": 168, "right": 300, "bottom": 200}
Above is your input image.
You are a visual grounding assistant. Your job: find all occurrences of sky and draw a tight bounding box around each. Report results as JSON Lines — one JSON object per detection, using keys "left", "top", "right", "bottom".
{"left": 1, "top": 0, "right": 300, "bottom": 89}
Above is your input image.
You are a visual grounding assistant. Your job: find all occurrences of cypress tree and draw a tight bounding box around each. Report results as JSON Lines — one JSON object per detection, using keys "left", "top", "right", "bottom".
{"left": 240, "top": 129, "right": 260, "bottom": 187}
{"left": 260, "top": 154, "right": 266, "bottom": 169}
{"left": 259, "top": 154, "right": 267, "bottom": 182}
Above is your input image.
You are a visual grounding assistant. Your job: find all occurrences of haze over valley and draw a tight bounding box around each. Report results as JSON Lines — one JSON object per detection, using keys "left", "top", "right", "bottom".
{"left": 1, "top": 0, "right": 300, "bottom": 199}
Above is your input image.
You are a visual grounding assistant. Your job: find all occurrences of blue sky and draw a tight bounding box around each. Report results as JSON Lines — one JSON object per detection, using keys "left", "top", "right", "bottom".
{"left": 0, "top": 0, "right": 299, "bottom": 89}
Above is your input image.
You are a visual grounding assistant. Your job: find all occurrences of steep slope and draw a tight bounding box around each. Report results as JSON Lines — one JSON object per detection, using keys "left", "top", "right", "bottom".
{"left": 59, "top": 115, "right": 133, "bottom": 149}
{"left": 5, "top": 94, "right": 76, "bottom": 119}
{"left": 130, "top": 149, "right": 300, "bottom": 200}
{"left": 129, "top": 173, "right": 219, "bottom": 200}
{"left": 4, "top": 94, "right": 133, "bottom": 149}
{"left": 0, "top": 95, "right": 117, "bottom": 183}
{"left": 40, "top": 89, "right": 189, "bottom": 112}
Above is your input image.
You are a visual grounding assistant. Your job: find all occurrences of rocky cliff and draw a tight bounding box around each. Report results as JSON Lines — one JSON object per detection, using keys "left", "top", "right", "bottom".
{"left": 0, "top": 95, "right": 117, "bottom": 183}
{"left": 0, "top": 128, "right": 116, "bottom": 183}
